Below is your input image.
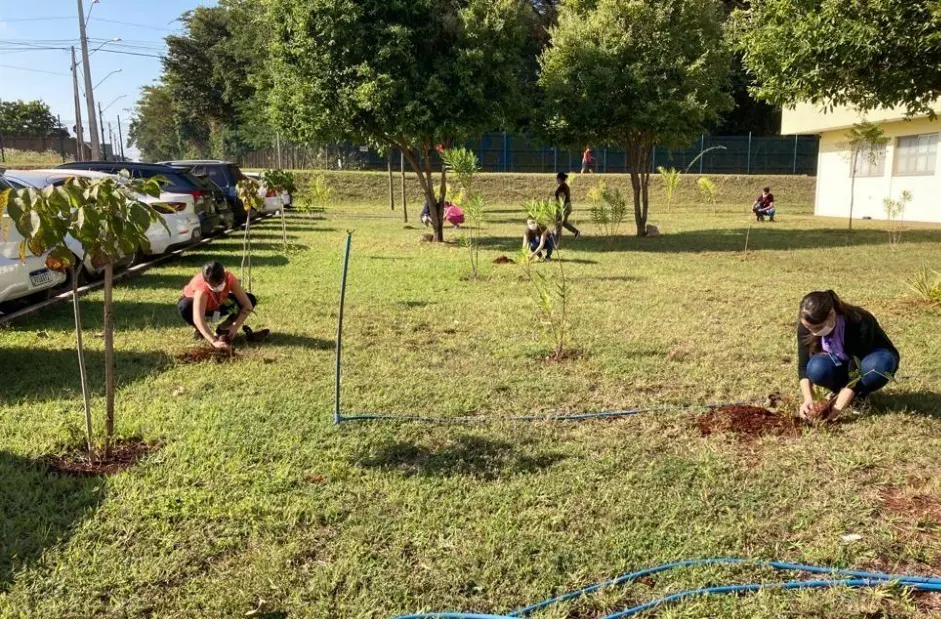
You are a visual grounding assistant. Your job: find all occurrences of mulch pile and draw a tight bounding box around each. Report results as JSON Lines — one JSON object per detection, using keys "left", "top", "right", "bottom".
{"left": 697, "top": 405, "right": 804, "bottom": 440}
{"left": 48, "top": 439, "right": 160, "bottom": 476}
{"left": 493, "top": 255, "right": 514, "bottom": 265}
{"left": 176, "top": 347, "right": 241, "bottom": 364}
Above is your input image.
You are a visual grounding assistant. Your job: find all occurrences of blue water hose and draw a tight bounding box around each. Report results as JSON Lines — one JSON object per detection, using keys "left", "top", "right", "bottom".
{"left": 392, "top": 558, "right": 941, "bottom": 619}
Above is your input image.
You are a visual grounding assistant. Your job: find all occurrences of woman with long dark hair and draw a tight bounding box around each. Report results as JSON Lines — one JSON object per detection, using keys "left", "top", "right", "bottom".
{"left": 797, "top": 290, "right": 899, "bottom": 418}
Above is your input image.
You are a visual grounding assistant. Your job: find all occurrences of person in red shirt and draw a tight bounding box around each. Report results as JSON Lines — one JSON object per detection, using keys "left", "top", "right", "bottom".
{"left": 178, "top": 261, "right": 266, "bottom": 349}
{"left": 752, "top": 186, "right": 776, "bottom": 222}
{"left": 581, "top": 145, "right": 594, "bottom": 174}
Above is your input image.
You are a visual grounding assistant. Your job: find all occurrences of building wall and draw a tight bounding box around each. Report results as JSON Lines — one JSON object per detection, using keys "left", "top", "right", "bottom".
{"left": 782, "top": 101, "right": 941, "bottom": 135}
{"left": 814, "top": 117, "right": 941, "bottom": 223}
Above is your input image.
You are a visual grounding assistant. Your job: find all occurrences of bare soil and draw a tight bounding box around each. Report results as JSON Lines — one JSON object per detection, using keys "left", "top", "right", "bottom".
{"left": 493, "top": 255, "right": 514, "bottom": 265}
{"left": 879, "top": 486, "right": 941, "bottom": 528}
{"left": 697, "top": 405, "right": 804, "bottom": 440}
{"left": 48, "top": 438, "right": 160, "bottom": 476}
{"left": 176, "top": 346, "right": 241, "bottom": 364}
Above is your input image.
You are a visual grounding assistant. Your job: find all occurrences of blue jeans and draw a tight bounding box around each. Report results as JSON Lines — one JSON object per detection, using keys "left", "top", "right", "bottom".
{"left": 805, "top": 349, "right": 898, "bottom": 397}
{"left": 529, "top": 235, "right": 555, "bottom": 260}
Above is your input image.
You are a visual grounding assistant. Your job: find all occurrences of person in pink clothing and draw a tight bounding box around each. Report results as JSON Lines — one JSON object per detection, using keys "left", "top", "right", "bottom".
{"left": 443, "top": 202, "right": 465, "bottom": 228}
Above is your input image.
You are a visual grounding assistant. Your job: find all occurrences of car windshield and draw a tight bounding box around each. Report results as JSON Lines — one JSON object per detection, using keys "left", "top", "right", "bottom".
{"left": 203, "top": 166, "right": 230, "bottom": 188}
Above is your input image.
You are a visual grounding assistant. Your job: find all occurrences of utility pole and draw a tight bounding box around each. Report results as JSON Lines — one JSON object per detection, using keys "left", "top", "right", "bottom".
{"left": 77, "top": 0, "right": 101, "bottom": 160}
{"left": 108, "top": 122, "right": 114, "bottom": 161}
{"left": 117, "top": 115, "right": 125, "bottom": 160}
{"left": 98, "top": 102, "right": 107, "bottom": 161}
{"left": 70, "top": 46, "right": 85, "bottom": 161}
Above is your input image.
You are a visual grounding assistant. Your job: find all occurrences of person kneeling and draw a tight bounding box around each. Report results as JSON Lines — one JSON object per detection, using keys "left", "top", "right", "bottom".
{"left": 797, "top": 290, "right": 899, "bottom": 419}
{"left": 178, "top": 261, "right": 267, "bottom": 350}
{"left": 524, "top": 219, "right": 555, "bottom": 261}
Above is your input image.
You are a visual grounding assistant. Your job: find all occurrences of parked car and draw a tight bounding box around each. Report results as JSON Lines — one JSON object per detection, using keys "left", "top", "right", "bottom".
{"left": 166, "top": 166, "right": 235, "bottom": 231}
{"left": 56, "top": 161, "right": 221, "bottom": 236}
{"left": 159, "top": 160, "right": 251, "bottom": 223}
{"left": 5, "top": 169, "right": 202, "bottom": 266}
{"left": 244, "top": 171, "right": 294, "bottom": 214}
{"left": 0, "top": 173, "right": 69, "bottom": 305}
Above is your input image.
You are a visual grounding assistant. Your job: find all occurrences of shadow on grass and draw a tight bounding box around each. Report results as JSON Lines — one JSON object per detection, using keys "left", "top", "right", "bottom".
{"left": 0, "top": 451, "right": 106, "bottom": 592}
{"left": 355, "top": 435, "right": 566, "bottom": 480}
{"left": 249, "top": 332, "right": 333, "bottom": 350}
{"left": 477, "top": 228, "right": 941, "bottom": 254}
{"left": 873, "top": 391, "right": 941, "bottom": 420}
{"left": 0, "top": 347, "right": 169, "bottom": 404}
{"left": 181, "top": 252, "right": 290, "bottom": 268}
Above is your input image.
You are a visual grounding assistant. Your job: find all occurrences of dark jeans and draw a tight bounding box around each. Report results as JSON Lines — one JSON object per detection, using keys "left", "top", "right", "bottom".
{"left": 556, "top": 204, "right": 580, "bottom": 237}
{"left": 177, "top": 293, "right": 257, "bottom": 327}
{"left": 753, "top": 205, "right": 776, "bottom": 221}
{"left": 529, "top": 235, "right": 555, "bottom": 260}
{"left": 805, "top": 349, "right": 898, "bottom": 397}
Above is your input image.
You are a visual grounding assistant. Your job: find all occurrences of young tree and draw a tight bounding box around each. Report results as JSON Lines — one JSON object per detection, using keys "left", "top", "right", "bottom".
{"left": 262, "top": 169, "right": 296, "bottom": 249}
{"left": 732, "top": 0, "right": 941, "bottom": 117}
{"left": 5, "top": 174, "right": 165, "bottom": 457}
{"left": 843, "top": 122, "right": 888, "bottom": 231}
{"left": 441, "top": 147, "right": 485, "bottom": 279}
{"left": 658, "top": 167, "right": 681, "bottom": 212}
{"left": 538, "top": 0, "right": 732, "bottom": 236}
{"left": 295, "top": 174, "right": 332, "bottom": 219}
{"left": 237, "top": 177, "right": 264, "bottom": 291}
{"left": 697, "top": 176, "right": 719, "bottom": 214}
{"left": 265, "top": 0, "right": 531, "bottom": 242}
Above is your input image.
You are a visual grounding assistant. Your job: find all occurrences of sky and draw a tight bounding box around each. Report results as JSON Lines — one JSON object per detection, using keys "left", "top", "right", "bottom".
{"left": 0, "top": 0, "right": 214, "bottom": 160}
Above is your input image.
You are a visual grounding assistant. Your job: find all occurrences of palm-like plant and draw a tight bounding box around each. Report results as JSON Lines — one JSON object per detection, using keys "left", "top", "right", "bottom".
{"left": 237, "top": 177, "right": 265, "bottom": 291}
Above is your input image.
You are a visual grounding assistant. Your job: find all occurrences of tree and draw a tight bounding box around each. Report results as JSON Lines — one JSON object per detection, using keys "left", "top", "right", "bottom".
{"left": 0, "top": 99, "right": 62, "bottom": 136}
{"left": 441, "top": 147, "right": 485, "bottom": 279}
{"left": 262, "top": 169, "right": 296, "bottom": 249}
{"left": 4, "top": 174, "right": 165, "bottom": 458}
{"left": 237, "top": 177, "right": 265, "bottom": 291}
{"left": 538, "top": 0, "right": 732, "bottom": 237}
{"left": 265, "top": 0, "right": 531, "bottom": 242}
{"left": 843, "top": 122, "right": 888, "bottom": 231}
{"left": 731, "top": 0, "right": 941, "bottom": 117}
{"left": 127, "top": 84, "right": 206, "bottom": 162}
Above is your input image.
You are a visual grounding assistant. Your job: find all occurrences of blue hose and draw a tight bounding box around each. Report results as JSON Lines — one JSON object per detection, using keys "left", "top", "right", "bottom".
{"left": 392, "top": 558, "right": 941, "bottom": 619}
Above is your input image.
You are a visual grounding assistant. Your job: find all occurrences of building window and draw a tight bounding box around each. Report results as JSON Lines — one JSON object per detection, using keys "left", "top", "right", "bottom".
{"left": 895, "top": 133, "right": 938, "bottom": 176}
{"left": 852, "top": 143, "right": 886, "bottom": 177}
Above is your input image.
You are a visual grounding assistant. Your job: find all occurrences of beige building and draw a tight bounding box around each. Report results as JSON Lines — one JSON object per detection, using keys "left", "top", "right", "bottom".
{"left": 782, "top": 102, "right": 941, "bottom": 223}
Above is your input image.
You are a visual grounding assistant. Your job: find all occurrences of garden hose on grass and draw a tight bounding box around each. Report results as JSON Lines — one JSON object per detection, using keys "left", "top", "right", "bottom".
{"left": 392, "top": 558, "right": 941, "bottom": 619}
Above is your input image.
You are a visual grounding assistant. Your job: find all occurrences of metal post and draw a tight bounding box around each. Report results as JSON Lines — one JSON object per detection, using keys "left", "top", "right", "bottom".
{"left": 58, "top": 115, "right": 66, "bottom": 162}
{"left": 98, "top": 102, "right": 106, "bottom": 161}
{"left": 793, "top": 134, "right": 799, "bottom": 174}
{"left": 70, "top": 46, "right": 85, "bottom": 161}
{"left": 400, "top": 149, "right": 408, "bottom": 223}
{"left": 108, "top": 122, "right": 114, "bottom": 162}
{"left": 0, "top": 131, "right": 5, "bottom": 163}
{"left": 699, "top": 135, "right": 705, "bottom": 174}
{"left": 387, "top": 150, "right": 395, "bottom": 211}
{"left": 651, "top": 145, "right": 656, "bottom": 172}
{"left": 77, "top": 0, "right": 100, "bottom": 160}
{"left": 503, "top": 131, "right": 508, "bottom": 172}
{"left": 334, "top": 232, "right": 353, "bottom": 424}
{"left": 117, "top": 115, "right": 125, "bottom": 160}
{"left": 746, "top": 131, "right": 752, "bottom": 174}
{"left": 276, "top": 131, "right": 282, "bottom": 169}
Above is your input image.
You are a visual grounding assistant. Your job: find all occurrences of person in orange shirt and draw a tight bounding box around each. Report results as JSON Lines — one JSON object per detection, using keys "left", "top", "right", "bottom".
{"left": 177, "top": 261, "right": 267, "bottom": 349}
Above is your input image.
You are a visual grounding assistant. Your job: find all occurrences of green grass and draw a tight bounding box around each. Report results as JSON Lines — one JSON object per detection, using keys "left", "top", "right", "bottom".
{"left": 2, "top": 194, "right": 941, "bottom": 618}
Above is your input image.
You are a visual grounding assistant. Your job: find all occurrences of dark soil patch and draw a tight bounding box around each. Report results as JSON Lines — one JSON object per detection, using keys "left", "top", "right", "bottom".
{"left": 48, "top": 438, "right": 160, "bottom": 476}
{"left": 879, "top": 486, "right": 941, "bottom": 526}
{"left": 493, "top": 255, "right": 514, "bottom": 265}
{"left": 697, "top": 405, "right": 804, "bottom": 440}
{"left": 544, "top": 349, "right": 582, "bottom": 364}
{"left": 176, "top": 346, "right": 241, "bottom": 364}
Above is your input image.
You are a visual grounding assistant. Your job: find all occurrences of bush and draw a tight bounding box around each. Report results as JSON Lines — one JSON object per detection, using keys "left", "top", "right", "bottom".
{"left": 2, "top": 148, "right": 72, "bottom": 166}
{"left": 907, "top": 267, "right": 941, "bottom": 305}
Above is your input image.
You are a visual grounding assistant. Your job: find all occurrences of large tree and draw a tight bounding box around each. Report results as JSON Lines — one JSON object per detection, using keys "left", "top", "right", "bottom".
{"left": 265, "top": 0, "right": 532, "bottom": 241}
{"left": 0, "top": 99, "right": 62, "bottom": 136}
{"left": 127, "top": 84, "right": 209, "bottom": 162}
{"left": 732, "top": 0, "right": 941, "bottom": 116}
{"left": 538, "top": 0, "right": 732, "bottom": 236}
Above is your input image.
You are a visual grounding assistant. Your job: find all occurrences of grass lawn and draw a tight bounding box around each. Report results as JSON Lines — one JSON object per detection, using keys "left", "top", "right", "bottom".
{"left": 1, "top": 193, "right": 941, "bottom": 618}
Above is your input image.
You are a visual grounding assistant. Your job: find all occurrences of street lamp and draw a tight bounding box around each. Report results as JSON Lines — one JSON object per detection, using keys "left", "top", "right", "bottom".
{"left": 93, "top": 68, "right": 122, "bottom": 90}
{"left": 100, "top": 95, "right": 127, "bottom": 114}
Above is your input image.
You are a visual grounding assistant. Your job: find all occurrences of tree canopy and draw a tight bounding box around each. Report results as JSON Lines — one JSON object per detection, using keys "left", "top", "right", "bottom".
{"left": 732, "top": 0, "right": 941, "bottom": 116}
{"left": 538, "top": 0, "right": 732, "bottom": 235}
{"left": 265, "top": 0, "right": 533, "bottom": 240}
{"left": 0, "top": 99, "right": 63, "bottom": 136}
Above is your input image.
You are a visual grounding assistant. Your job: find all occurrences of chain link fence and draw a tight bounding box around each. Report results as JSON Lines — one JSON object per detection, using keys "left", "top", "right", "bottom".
{"left": 238, "top": 132, "right": 819, "bottom": 175}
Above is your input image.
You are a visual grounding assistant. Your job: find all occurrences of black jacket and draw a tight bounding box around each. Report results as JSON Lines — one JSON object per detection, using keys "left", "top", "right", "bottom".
{"left": 797, "top": 310, "right": 899, "bottom": 380}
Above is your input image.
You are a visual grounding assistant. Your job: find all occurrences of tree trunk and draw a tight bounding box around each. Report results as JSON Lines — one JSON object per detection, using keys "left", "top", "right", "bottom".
{"left": 626, "top": 139, "right": 649, "bottom": 237}
{"left": 71, "top": 263, "right": 94, "bottom": 457}
{"left": 387, "top": 153, "right": 395, "bottom": 211}
{"left": 400, "top": 142, "right": 444, "bottom": 241}
{"left": 240, "top": 213, "right": 253, "bottom": 290}
{"left": 400, "top": 151, "right": 408, "bottom": 223}
{"left": 103, "top": 261, "right": 115, "bottom": 458}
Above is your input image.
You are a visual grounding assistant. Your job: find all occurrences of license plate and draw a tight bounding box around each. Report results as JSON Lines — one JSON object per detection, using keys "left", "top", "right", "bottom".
{"left": 29, "top": 269, "right": 53, "bottom": 287}
{"left": 192, "top": 228, "right": 201, "bottom": 238}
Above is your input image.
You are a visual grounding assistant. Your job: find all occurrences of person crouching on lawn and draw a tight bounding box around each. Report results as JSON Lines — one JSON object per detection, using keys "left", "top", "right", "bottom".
{"left": 752, "top": 186, "right": 776, "bottom": 222}
{"left": 797, "top": 290, "right": 899, "bottom": 420}
{"left": 524, "top": 218, "right": 555, "bottom": 261}
{"left": 178, "top": 261, "right": 268, "bottom": 350}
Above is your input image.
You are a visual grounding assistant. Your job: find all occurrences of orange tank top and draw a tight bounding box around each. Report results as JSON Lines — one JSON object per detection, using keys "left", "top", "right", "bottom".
{"left": 181, "top": 271, "right": 236, "bottom": 312}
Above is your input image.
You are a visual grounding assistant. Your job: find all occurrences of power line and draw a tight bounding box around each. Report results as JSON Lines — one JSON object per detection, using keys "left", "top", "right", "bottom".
{"left": 95, "top": 48, "right": 164, "bottom": 59}
{"left": 0, "top": 16, "right": 73, "bottom": 23}
{"left": 0, "top": 63, "right": 69, "bottom": 76}
{"left": 93, "top": 18, "right": 179, "bottom": 32}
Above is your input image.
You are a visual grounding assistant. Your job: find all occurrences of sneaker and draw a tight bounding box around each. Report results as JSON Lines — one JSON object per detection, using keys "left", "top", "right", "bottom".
{"left": 243, "top": 326, "right": 271, "bottom": 343}
{"left": 574, "top": 229, "right": 581, "bottom": 239}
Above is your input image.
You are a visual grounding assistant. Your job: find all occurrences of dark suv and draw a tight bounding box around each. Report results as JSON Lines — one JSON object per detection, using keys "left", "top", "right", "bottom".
{"left": 55, "top": 161, "right": 231, "bottom": 235}
{"left": 160, "top": 160, "right": 250, "bottom": 223}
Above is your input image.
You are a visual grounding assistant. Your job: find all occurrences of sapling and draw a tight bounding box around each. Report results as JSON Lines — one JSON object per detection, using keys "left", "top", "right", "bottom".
{"left": 440, "top": 147, "right": 485, "bottom": 279}
{"left": 657, "top": 167, "right": 680, "bottom": 213}
{"left": 262, "top": 169, "right": 297, "bottom": 249}
{"left": 5, "top": 173, "right": 166, "bottom": 457}
{"left": 697, "top": 176, "right": 719, "bottom": 214}
{"left": 843, "top": 122, "right": 888, "bottom": 232}
{"left": 883, "top": 190, "right": 911, "bottom": 248}
{"left": 237, "top": 177, "right": 265, "bottom": 292}
{"left": 588, "top": 181, "right": 628, "bottom": 245}
{"left": 906, "top": 267, "right": 941, "bottom": 305}
{"left": 296, "top": 174, "right": 332, "bottom": 218}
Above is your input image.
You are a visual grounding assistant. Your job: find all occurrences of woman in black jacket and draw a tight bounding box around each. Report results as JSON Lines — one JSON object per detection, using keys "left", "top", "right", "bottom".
{"left": 797, "top": 290, "right": 899, "bottom": 418}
